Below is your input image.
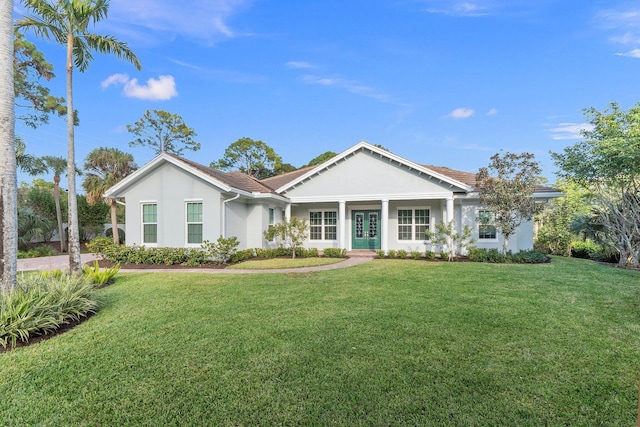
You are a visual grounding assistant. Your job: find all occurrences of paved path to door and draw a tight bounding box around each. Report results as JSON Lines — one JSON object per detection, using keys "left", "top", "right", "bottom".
{"left": 17, "top": 253, "right": 375, "bottom": 274}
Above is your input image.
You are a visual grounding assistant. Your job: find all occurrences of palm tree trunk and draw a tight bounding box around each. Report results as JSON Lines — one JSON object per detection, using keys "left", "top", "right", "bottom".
{"left": 53, "top": 174, "right": 66, "bottom": 252}
{"left": 109, "top": 198, "right": 119, "bottom": 244}
{"left": 0, "top": 0, "right": 17, "bottom": 292}
{"left": 66, "top": 30, "right": 81, "bottom": 274}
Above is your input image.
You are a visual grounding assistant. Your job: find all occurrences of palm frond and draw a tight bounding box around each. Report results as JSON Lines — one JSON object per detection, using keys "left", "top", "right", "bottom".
{"left": 83, "top": 34, "right": 142, "bottom": 70}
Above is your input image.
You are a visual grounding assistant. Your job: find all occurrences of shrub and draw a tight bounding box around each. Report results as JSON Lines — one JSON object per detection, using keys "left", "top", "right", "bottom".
{"left": 410, "top": 251, "right": 422, "bottom": 260}
{"left": 468, "top": 248, "right": 549, "bottom": 264}
{"left": 424, "top": 251, "right": 436, "bottom": 260}
{"left": 376, "top": 250, "right": 385, "bottom": 259}
{"left": 99, "top": 245, "right": 209, "bottom": 266}
{"left": 426, "top": 221, "right": 475, "bottom": 262}
{"left": 387, "top": 250, "right": 397, "bottom": 259}
{"left": 301, "top": 248, "right": 319, "bottom": 258}
{"left": 397, "top": 249, "right": 408, "bottom": 259}
{"left": 230, "top": 249, "right": 254, "bottom": 263}
{"left": 570, "top": 240, "right": 601, "bottom": 260}
{"left": 86, "top": 236, "right": 116, "bottom": 257}
{"left": 1, "top": 274, "right": 98, "bottom": 349}
{"left": 323, "top": 248, "right": 347, "bottom": 258}
{"left": 202, "top": 236, "right": 240, "bottom": 264}
{"left": 82, "top": 261, "right": 120, "bottom": 285}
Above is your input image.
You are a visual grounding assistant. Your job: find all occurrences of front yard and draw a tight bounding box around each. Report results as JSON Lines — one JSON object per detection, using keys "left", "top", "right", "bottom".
{"left": 1, "top": 257, "right": 639, "bottom": 425}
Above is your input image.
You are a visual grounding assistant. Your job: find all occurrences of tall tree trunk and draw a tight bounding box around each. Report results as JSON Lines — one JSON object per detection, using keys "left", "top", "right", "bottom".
{"left": 53, "top": 174, "right": 66, "bottom": 252}
{"left": 109, "top": 198, "right": 119, "bottom": 244}
{"left": 0, "top": 1, "right": 17, "bottom": 292}
{"left": 66, "top": 31, "right": 81, "bottom": 274}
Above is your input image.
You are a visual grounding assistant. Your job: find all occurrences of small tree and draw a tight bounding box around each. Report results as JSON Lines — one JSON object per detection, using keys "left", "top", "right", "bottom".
{"left": 263, "top": 217, "right": 309, "bottom": 259}
{"left": 127, "top": 109, "right": 199, "bottom": 156}
{"left": 476, "top": 152, "right": 543, "bottom": 254}
{"left": 212, "top": 137, "right": 282, "bottom": 179}
{"left": 426, "top": 221, "right": 475, "bottom": 261}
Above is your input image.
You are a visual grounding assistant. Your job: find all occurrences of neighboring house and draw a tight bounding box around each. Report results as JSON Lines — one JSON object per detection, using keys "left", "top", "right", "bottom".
{"left": 104, "top": 141, "right": 562, "bottom": 253}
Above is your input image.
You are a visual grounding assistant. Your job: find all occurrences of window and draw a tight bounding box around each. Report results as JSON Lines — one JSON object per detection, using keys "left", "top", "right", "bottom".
{"left": 142, "top": 203, "right": 157, "bottom": 244}
{"left": 397, "top": 208, "right": 430, "bottom": 241}
{"left": 478, "top": 210, "right": 497, "bottom": 240}
{"left": 269, "top": 208, "right": 275, "bottom": 228}
{"left": 186, "top": 202, "right": 203, "bottom": 244}
{"left": 309, "top": 211, "right": 338, "bottom": 241}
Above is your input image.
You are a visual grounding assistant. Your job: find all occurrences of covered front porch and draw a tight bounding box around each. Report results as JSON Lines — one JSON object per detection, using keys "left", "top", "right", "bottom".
{"left": 286, "top": 196, "right": 457, "bottom": 253}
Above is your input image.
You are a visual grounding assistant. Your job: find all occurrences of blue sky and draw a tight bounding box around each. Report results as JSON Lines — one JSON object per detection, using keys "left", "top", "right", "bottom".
{"left": 13, "top": 0, "right": 640, "bottom": 186}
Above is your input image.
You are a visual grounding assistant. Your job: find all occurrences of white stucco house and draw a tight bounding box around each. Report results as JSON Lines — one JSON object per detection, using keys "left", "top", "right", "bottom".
{"left": 104, "top": 141, "right": 561, "bottom": 253}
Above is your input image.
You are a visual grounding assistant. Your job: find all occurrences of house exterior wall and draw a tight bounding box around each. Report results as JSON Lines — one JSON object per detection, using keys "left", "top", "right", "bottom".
{"left": 121, "top": 162, "right": 223, "bottom": 247}
{"left": 285, "top": 149, "right": 455, "bottom": 200}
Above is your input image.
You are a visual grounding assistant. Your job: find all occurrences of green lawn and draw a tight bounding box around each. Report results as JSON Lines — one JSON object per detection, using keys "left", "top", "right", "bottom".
{"left": 227, "top": 256, "right": 344, "bottom": 269}
{"left": 1, "top": 257, "right": 639, "bottom": 426}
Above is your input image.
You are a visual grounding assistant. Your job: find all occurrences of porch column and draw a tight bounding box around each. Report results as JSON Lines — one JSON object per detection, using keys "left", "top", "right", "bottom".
{"left": 446, "top": 197, "right": 454, "bottom": 224}
{"left": 339, "top": 200, "right": 346, "bottom": 249}
{"left": 381, "top": 199, "right": 389, "bottom": 254}
{"left": 285, "top": 203, "right": 291, "bottom": 220}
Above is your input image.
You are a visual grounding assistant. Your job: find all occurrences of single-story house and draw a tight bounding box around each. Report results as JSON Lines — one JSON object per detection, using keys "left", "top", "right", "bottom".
{"left": 104, "top": 141, "right": 561, "bottom": 253}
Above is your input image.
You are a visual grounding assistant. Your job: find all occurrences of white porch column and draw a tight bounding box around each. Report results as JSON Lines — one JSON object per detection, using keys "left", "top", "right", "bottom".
{"left": 285, "top": 203, "right": 291, "bottom": 220}
{"left": 381, "top": 199, "right": 389, "bottom": 254}
{"left": 446, "top": 197, "right": 454, "bottom": 224}
{"left": 339, "top": 200, "right": 346, "bottom": 249}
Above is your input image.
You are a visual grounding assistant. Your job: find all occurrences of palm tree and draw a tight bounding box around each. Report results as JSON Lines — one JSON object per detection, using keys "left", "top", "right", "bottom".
{"left": 1, "top": 0, "right": 17, "bottom": 292}
{"left": 83, "top": 147, "right": 137, "bottom": 245}
{"left": 41, "top": 155, "right": 70, "bottom": 252}
{"left": 17, "top": 0, "right": 142, "bottom": 273}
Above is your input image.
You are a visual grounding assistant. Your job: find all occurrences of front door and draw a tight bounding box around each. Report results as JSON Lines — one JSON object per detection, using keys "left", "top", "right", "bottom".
{"left": 352, "top": 210, "right": 381, "bottom": 250}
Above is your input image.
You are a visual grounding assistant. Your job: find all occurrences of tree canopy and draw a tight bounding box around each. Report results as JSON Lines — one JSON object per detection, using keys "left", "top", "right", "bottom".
{"left": 476, "top": 151, "right": 542, "bottom": 254}
{"left": 303, "top": 151, "right": 337, "bottom": 168}
{"left": 551, "top": 102, "right": 640, "bottom": 267}
{"left": 127, "top": 109, "right": 199, "bottom": 156}
{"left": 212, "top": 137, "right": 282, "bottom": 179}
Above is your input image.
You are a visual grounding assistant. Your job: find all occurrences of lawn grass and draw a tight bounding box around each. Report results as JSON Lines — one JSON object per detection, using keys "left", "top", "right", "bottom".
{"left": 1, "top": 257, "right": 639, "bottom": 425}
{"left": 227, "top": 256, "right": 344, "bottom": 269}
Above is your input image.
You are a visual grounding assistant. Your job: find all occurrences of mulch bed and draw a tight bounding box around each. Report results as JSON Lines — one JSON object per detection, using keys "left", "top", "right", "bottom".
{"left": 94, "top": 260, "right": 228, "bottom": 270}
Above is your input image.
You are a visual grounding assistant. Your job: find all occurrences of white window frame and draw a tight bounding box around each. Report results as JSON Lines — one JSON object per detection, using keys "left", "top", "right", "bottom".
{"left": 185, "top": 200, "right": 204, "bottom": 246}
{"left": 477, "top": 209, "right": 498, "bottom": 241}
{"left": 397, "top": 207, "right": 431, "bottom": 242}
{"left": 141, "top": 201, "right": 158, "bottom": 247}
{"left": 308, "top": 210, "right": 338, "bottom": 241}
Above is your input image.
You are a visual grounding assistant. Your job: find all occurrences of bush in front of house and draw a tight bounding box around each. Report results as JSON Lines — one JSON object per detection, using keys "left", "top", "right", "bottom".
{"left": 202, "top": 236, "right": 240, "bottom": 264}
{"left": 468, "top": 248, "right": 549, "bottom": 264}
{"left": 1, "top": 273, "right": 98, "bottom": 349}
{"left": 397, "top": 249, "right": 408, "bottom": 259}
{"left": 322, "top": 248, "right": 347, "bottom": 258}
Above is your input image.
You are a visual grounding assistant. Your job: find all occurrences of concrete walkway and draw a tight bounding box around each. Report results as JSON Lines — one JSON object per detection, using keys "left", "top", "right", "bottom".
{"left": 17, "top": 253, "right": 375, "bottom": 274}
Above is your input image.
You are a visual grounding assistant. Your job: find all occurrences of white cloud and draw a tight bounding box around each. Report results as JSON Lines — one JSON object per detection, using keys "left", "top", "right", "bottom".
{"left": 102, "top": 74, "right": 178, "bottom": 101}
{"left": 301, "top": 74, "right": 392, "bottom": 103}
{"left": 447, "top": 107, "right": 475, "bottom": 119}
{"left": 101, "top": 73, "right": 130, "bottom": 89}
{"left": 425, "top": 1, "right": 490, "bottom": 17}
{"left": 285, "top": 61, "right": 315, "bottom": 69}
{"left": 548, "top": 122, "right": 593, "bottom": 140}
{"left": 616, "top": 48, "right": 640, "bottom": 58}
{"left": 486, "top": 108, "right": 498, "bottom": 116}
{"left": 107, "top": 0, "right": 254, "bottom": 45}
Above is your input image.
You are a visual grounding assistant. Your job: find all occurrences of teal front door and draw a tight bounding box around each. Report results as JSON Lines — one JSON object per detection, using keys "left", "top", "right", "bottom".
{"left": 352, "top": 210, "right": 381, "bottom": 250}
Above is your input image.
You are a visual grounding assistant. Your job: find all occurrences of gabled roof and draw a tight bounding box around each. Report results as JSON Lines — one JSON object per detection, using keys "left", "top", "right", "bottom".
{"left": 104, "top": 151, "right": 278, "bottom": 199}
{"left": 268, "top": 141, "right": 474, "bottom": 193}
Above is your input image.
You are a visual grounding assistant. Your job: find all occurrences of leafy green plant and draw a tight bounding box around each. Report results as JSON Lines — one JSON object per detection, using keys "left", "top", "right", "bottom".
{"left": 82, "top": 261, "right": 120, "bottom": 285}
{"left": 424, "top": 251, "right": 436, "bottom": 260}
{"left": 1, "top": 274, "right": 98, "bottom": 349}
{"left": 322, "top": 248, "right": 347, "bottom": 258}
{"left": 86, "top": 236, "right": 116, "bottom": 257}
{"left": 570, "top": 240, "right": 602, "bottom": 260}
{"left": 301, "top": 248, "right": 319, "bottom": 258}
{"left": 410, "top": 251, "right": 422, "bottom": 260}
{"left": 202, "top": 236, "right": 240, "bottom": 264}
{"left": 230, "top": 249, "right": 254, "bottom": 263}
{"left": 397, "top": 249, "right": 408, "bottom": 259}
{"left": 263, "top": 217, "right": 309, "bottom": 258}
{"left": 40, "top": 269, "right": 65, "bottom": 280}
{"left": 426, "top": 221, "right": 475, "bottom": 261}
{"left": 468, "top": 248, "right": 549, "bottom": 264}
{"left": 375, "top": 250, "right": 386, "bottom": 259}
